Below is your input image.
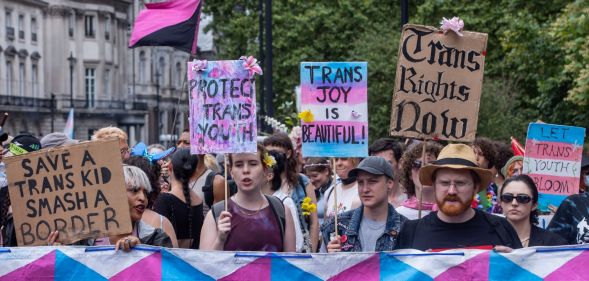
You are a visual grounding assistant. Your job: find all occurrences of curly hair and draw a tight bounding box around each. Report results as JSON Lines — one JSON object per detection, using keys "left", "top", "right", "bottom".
{"left": 473, "top": 137, "right": 497, "bottom": 169}
{"left": 493, "top": 141, "right": 514, "bottom": 177}
{"left": 91, "top": 126, "right": 128, "bottom": 142}
{"left": 399, "top": 141, "right": 443, "bottom": 197}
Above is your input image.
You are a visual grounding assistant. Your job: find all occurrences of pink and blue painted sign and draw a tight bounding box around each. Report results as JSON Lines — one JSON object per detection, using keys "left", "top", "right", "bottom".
{"left": 523, "top": 123, "right": 585, "bottom": 211}
{"left": 300, "top": 62, "right": 368, "bottom": 157}
{"left": 187, "top": 60, "right": 257, "bottom": 154}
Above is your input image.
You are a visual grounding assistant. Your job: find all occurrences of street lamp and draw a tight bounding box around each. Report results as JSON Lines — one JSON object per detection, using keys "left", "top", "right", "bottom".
{"left": 67, "top": 52, "right": 77, "bottom": 108}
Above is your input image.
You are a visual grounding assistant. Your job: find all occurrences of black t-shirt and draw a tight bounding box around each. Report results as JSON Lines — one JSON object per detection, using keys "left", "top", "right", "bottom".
{"left": 395, "top": 209, "right": 522, "bottom": 251}
{"left": 153, "top": 193, "right": 204, "bottom": 249}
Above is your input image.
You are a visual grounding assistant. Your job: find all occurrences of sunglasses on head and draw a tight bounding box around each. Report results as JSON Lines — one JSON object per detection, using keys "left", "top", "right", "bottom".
{"left": 500, "top": 194, "right": 532, "bottom": 204}
{"left": 412, "top": 160, "right": 423, "bottom": 169}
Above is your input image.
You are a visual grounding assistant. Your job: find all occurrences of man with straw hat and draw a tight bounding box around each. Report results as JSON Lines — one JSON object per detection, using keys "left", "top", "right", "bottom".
{"left": 394, "top": 144, "right": 522, "bottom": 251}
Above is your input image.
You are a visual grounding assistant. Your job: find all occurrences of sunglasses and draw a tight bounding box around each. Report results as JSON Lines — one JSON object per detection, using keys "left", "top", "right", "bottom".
{"left": 500, "top": 194, "right": 532, "bottom": 204}
{"left": 412, "top": 160, "right": 423, "bottom": 169}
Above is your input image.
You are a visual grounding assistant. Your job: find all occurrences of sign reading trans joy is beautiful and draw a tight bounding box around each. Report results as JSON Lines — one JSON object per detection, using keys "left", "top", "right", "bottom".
{"left": 523, "top": 123, "right": 586, "bottom": 211}
{"left": 300, "top": 62, "right": 368, "bottom": 157}
{"left": 188, "top": 60, "right": 257, "bottom": 154}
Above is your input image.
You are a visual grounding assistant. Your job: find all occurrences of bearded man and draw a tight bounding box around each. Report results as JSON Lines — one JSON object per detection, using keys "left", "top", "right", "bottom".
{"left": 394, "top": 144, "right": 522, "bottom": 251}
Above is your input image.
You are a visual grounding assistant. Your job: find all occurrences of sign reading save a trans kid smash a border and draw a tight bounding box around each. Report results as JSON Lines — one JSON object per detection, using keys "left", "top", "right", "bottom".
{"left": 390, "top": 24, "right": 488, "bottom": 142}
{"left": 188, "top": 59, "right": 257, "bottom": 154}
{"left": 300, "top": 62, "right": 368, "bottom": 157}
{"left": 523, "top": 123, "right": 585, "bottom": 211}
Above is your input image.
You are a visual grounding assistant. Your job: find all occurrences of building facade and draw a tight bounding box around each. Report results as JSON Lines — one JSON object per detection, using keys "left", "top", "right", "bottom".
{"left": 0, "top": 0, "right": 215, "bottom": 146}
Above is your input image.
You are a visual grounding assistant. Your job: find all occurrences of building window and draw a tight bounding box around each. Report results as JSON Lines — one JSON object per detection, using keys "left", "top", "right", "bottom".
{"left": 31, "top": 17, "right": 37, "bottom": 42}
{"left": 104, "top": 69, "right": 111, "bottom": 98}
{"left": 5, "top": 11, "right": 14, "bottom": 40}
{"left": 32, "top": 64, "right": 38, "bottom": 97}
{"left": 175, "top": 62, "right": 182, "bottom": 88}
{"left": 6, "top": 61, "right": 13, "bottom": 95}
{"left": 68, "top": 13, "right": 75, "bottom": 37}
{"left": 18, "top": 14, "right": 24, "bottom": 40}
{"left": 138, "top": 51, "right": 146, "bottom": 83}
{"left": 85, "top": 68, "right": 96, "bottom": 107}
{"left": 158, "top": 57, "right": 165, "bottom": 86}
{"left": 104, "top": 15, "right": 111, "bottom": 40}
{"left": 18, "top": 63, "right": 25, "bottom": 96}
{"left": 84, "top": 15, "right": 95, "bottom": 38}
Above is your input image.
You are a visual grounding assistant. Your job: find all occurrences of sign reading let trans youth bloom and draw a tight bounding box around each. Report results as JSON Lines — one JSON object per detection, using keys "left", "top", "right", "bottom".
{"left": 523, "top": 123, "right": 586, "bottom": 211}
{"left": 300, "top": 62, "right": 368, "bottom": 157}
{"left": 188, "top": 60, "right": 257, "bottom": 154}
{"left": 390, "top": 24, "right": 488, "bottom": 142}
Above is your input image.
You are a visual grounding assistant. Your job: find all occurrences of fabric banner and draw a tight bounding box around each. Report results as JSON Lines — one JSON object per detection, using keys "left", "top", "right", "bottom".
{"left": 0, "top": 245, "right": 588, "bottom": 280}
{"left": 523, "top": 123, "right": 585, "bottom": 211}
{"left": 187, "top": 60, "right": 257, "bottom": 154}
{"left": 300, "top": 62, "right": 368, "bottom": 157}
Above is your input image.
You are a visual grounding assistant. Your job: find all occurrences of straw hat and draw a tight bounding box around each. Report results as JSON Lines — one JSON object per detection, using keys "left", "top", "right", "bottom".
{"left": 419, "top": 143, "right": 493, "bottom": 192}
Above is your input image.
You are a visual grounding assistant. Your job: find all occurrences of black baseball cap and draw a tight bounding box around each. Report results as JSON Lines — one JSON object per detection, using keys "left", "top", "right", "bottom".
{"left": 348, "top": 156, "right": 394, "bottom": 179}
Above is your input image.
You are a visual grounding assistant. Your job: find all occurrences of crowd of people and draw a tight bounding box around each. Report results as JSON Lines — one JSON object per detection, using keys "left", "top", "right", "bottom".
{"left": 1, "top": 127, "right": 588, "bottom": 254}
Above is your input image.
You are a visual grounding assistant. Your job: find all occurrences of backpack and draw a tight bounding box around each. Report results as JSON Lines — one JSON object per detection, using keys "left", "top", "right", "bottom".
{"left": 202, "top": 171, "right": 238, "bottom": 208}
{"left": 211, "top": 195, "right": 286, "bottom": 240}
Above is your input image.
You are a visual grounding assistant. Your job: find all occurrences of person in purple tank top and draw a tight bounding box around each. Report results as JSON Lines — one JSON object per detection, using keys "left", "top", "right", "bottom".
{"left": 200, "top": 144, "right": 296, "bottom": 252}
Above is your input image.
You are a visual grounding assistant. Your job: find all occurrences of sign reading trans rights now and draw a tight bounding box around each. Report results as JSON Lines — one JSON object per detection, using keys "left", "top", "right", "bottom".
{"left": 523, "top": 123, "right": 585, "bottom": 212}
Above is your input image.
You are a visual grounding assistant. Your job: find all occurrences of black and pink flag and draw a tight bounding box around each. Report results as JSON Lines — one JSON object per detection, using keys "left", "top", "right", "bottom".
{"left": 129, "top": 0, "right": 202, "bottom": 54}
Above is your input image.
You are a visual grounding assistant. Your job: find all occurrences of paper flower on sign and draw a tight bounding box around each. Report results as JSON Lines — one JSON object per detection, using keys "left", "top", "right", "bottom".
{"left": 263, "top": 152, "right": 276, "bottom": 168}
{"left": 240, "top": 56, "right": 263, "bottom": 77}
{"left": 351, "top": 110, "right": 362, "bottom": 119}
{"left": 298, "top": 110, "right": 314, "bottom": 123}
{"left": 191, "top": 59, "right": 207, "bottom": 72}
{"left": 440, "top": 17, "right": 464, "bottom": 37}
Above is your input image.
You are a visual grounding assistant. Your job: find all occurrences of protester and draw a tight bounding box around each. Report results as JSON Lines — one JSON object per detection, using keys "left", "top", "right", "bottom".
{"left": 322, "top": 157, "right": 406, "bottom": 252}
{"left": 501, "top": 156, "right": 524, "bottom": 180}
{"left": 153, "top": 149, "right": 204, "bottom": 249}
{"left": 303, "top": 157, "right": 333, "bottom": 225}
{"left": 578, "top": 155, "right": 589, "bottom": 193}
{"left": 324, "top": 157, "right": 362, "bottom": 221}
{"left": 493, "top": 141, "right": 514, "bottom": 188}
{"left": 199, "top": 144, "right": 296, "bottom": 252}
{"left": 472, "top": 138, "right": 501, "bottom": 213}
{"left": 124, "top": 156, "right": 179, "bottom": 248}
{"left": 395, "top": 144, "right": 522, "bottom": 251}
{"left": 264, "top": 133, "right": 318, "bottom": 252}
{"left": 40, "top": 132, "right": 78, "bottom": 148}
{"left": 369, "top": 138, "right": 405, "bottom": 207}
{"left": 500, "top": 175, "right": 566, "bottom": 247}
{"left": 396, "top": 141, "right": 442, "bottom": 220}
{"left": 91, "top": 126, "right": 130, "bottom": 160}
{"left": 547, "top": 183, "right": 589, "bottom": 244}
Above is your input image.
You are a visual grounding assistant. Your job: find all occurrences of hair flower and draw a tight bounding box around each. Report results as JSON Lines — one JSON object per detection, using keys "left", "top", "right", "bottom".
{"left": 263, "top": 152, "right": 276, "bottom": 168}
{"left": 440, "top": 17, "right": 464, "bottom": 37}
{"left": 298, "top": 110, "right": 314, "bottom": 123}
{"left": 240, "top": 56, "right": 263, "bottom": 77}
{"left": 192, "top": 59, "right": 208, "bottom": 72}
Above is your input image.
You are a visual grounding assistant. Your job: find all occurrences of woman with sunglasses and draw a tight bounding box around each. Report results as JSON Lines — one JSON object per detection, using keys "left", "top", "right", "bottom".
{"left": 500, "top": 175, "right": 567, "bottom": 247}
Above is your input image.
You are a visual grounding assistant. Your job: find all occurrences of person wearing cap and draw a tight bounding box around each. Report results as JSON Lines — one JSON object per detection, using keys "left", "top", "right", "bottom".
{"left": 321, "top": 156, "right": 407, "bottom": 252}
{"left": 40, "top": 132, "right": 79, "bottom": 149}
{"left": 394, "top": 144, "right": 522, "bottom": 251}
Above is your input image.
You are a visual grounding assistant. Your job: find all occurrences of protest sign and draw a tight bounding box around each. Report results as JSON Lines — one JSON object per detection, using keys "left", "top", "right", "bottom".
{"left": 523, "top": 123, "right": 585, "bottom": 211}
{"left": 4, "top": 139, "right": 132, "bottom": 246}
{"left": 300, "top": 62, "right": 368, "bottom": 157}
{"left": 390, "top": 24, "right": 488, "bottom": 142}
{"left": 188, "top": 59, "right": 257, "bottom": 154}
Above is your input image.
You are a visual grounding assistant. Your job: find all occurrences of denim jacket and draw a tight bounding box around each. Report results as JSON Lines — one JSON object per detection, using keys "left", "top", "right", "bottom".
{"left": 320, "top": 204, "right": 407, "bottom": 252}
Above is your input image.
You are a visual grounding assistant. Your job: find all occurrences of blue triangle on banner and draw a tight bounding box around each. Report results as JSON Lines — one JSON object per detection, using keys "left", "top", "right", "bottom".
{"left": 55, "top": 250, "right": 106, "bottom": 281}
{"left": 380, "top": 253, "right": 433, "bottom": 281}
{"left": 270, "top": 256, "right": 322, "bottom": 281}
{"left": 489, "top": 251, "right": 542, "bottom": 281}
{"left": 161, "top": 249, "right": 214, "bottom": 281}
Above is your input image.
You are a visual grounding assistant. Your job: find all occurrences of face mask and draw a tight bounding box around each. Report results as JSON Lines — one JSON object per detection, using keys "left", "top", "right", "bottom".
{"left": 584, "top": 175, "right": 589, "bottom": 186}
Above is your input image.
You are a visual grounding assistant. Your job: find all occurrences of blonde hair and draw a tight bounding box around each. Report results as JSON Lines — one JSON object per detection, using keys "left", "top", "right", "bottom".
{"left": 123, "top": 164, "right": 152, "bottom": 193}
{"left": 92, "top": 126, "right": 128, "bottom": 142}
{"left": 204, "top": 154, "right": 221, "bottom": 173}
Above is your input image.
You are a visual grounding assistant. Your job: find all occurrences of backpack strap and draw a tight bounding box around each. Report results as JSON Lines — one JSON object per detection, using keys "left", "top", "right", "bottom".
{"left": 265, "top": 195, "right": 286, "bottom": 242}
{"left": 203, "top": 171, "right": 217, "bottom": 208}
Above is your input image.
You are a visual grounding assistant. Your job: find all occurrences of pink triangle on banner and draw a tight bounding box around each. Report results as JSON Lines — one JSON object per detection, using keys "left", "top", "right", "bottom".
{"left": 435, "top": 251, "right": 490, "bottom": 281}
{"left": 219, "top": 257, "right": 270, "bottom": 281}
{"left": 110, "top": 252, "right": 162, "bottom": 281}
{"left": 0, "top": 250, "right": 55, "bottom": 281}
{"left": 328, "top": 253, "right": 379, "bottom": 281}
{"left": 544, "top": 250, "right": 589, "bottom": 281}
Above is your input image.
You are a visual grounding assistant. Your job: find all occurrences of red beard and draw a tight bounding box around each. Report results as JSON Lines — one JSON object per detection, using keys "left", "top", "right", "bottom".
{"left": 437, "top": 194, "right": 471, "bottom": 216}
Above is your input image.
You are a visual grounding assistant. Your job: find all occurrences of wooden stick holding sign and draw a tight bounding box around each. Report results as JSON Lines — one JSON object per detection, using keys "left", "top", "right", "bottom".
{"left": 418, "top": 140, "right": 427, "bottom": 219}
{"left": 331, "top": 158, "right": 339, "bottom": 236}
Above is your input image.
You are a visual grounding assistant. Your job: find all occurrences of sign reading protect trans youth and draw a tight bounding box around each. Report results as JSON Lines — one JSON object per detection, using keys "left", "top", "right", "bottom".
{"left": 390, "top": 24, "right": 488, "bottom": 142}
{"left": 300, "top": 62, "right": 368, "bottom": 157}
{"left": 523, "top": 123, "right": 586, "bottom": 211}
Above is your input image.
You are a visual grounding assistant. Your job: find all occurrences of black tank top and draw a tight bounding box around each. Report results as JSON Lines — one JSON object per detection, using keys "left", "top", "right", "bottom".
{"left": 153, "top": 193, "right": 204, "bottom": 249}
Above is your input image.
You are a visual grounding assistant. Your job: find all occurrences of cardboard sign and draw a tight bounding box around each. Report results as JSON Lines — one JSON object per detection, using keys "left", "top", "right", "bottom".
{"left": 390, "top": 24, "right": 488, "bottom": 142}
{"left": 300, "top": 62, "right": 368, "bottom": 157}
{"left": 4, "top": 139, "right": 132, "bottom": 246}
{"left": 187, "top": 60, "right": 257, "bottom": 154}
{"left": 523, "top": 123, "right": 585, "bottom": 211}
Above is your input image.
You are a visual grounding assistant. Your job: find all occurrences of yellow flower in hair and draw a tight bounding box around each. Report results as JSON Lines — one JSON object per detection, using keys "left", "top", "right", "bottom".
{"left": 263, "top": 152, "right": 276, "bottom": 168}
{"left": 298, "top": 110, "right": 314, "bottom": 123}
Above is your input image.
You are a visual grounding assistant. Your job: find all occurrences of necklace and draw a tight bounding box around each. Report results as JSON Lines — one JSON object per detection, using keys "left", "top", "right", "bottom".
{"left": 234, "top": 195, "right": 265, "bottom": 216}
{"left": 521, "top": 237, "right": 530, "bottom": 247}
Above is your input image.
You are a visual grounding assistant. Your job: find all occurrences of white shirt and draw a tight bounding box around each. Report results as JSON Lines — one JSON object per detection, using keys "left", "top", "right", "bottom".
{"left": 273, "top": 190, "right": 304, "bottom": 252}
{"left": 324, "top": 182, "right": 360, "bottom": 220}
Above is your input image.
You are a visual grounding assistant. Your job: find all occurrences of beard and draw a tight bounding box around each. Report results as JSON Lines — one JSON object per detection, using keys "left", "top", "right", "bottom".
{"left": 436, "top": 194, "right": 472, "bottom": 216}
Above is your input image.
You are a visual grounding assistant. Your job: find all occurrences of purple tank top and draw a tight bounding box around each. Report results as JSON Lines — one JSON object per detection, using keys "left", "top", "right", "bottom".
{"left": 223, "top": 199, "right": 283, "bottom": 252}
